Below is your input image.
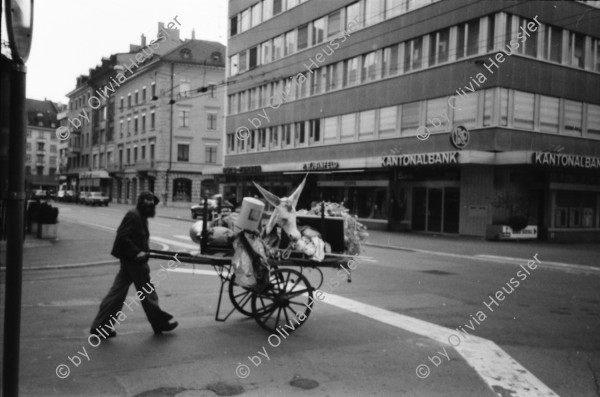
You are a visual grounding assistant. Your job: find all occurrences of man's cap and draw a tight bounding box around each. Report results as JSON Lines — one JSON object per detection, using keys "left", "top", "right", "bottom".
{"left": 138, "top": 191, "right": 160, "bottom": 205}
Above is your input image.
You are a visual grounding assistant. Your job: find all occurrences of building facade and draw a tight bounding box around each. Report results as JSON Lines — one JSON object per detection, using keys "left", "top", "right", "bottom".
{"left": 62, "top": 23, "right": 226, "bottom": 206}
{"left": 222, "top": 0, "right": 600, "bottom": 242}
{"left": 25, "top": 99, "right": 62, "bottom": 192}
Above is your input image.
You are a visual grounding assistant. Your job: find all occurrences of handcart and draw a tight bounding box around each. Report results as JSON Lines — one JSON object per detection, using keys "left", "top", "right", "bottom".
{"left": 148, "top": 200, "right": 357, "bottom": 334}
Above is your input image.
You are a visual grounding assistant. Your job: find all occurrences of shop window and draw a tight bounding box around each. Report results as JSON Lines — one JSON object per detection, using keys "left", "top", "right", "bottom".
{"left": 404, "top": 37, "right": 423, "bottom": 71}
{"left": 340, "top": 114, "right": 356, "bottom": 142}
{"left": 346, "top": 2, "right": 361, "bottom": 29}
{"left": 312, "top": 17, "right": 325, "bottom": 46}
{"left": 270, "top": 126, "right": 279, "bottom": 148}
{"left": 587, "top": 104, "right": 600, "bottom": 135}
{"left": 294, "top": 123, "right": 305, "bottom": 145}
{"left": 251, "top": 3, "right": 262, "bottom": 27}
{"left": 239, "top": 51, "right": 248, "bottom": 73}
{"left": 483, "top": 89, "right": 494, "bottom": 127}
{"left": 365, "top": 0, "right": 384, "bottom": 26}
{"left": 359, "top": 110, "right": 375, "bottom": 140}
{"left": 379, "top": 106, "right": 397, "bottom": 138}
{"left": 387, "top": 0, "right": 408, "bottom": 18}
{"left": 344, "top": 56, "right": 360, "bottom": 87}
{"left": 401, "top": 102, "right": 421, "bottom": 135}
{"left": 262, "top": 40, "right": 272, "bottom": 64}
{"left": 486, "top": 15, "right": 496, "bottom": 52}
{"left": 453, "top": 94, "right": 477, "bottom": 128}
{"left": 309, "top": 119, "right": 321, "bottom": 143}
{"left": 284, "top": 30, "right": 296, "bottom": 56}
{"left": 517, "top": 17, "right": 538, "bottom": 57}
{"left": 263, "top": 0, "right": 273, "bottom": 20}
{"left": 429, "top": 27, "right": 450, "bottom": 65}
{"left": 594, "top": 39, "right": 600, "bottom": 72}
{"left": 555, "top": 191, "right": 597, "bottom": 228}
{"left": 382, "top": 44, "right": 400, "bottom": 77}
{"left": 328, "top": 10, "right": 342, "bottom": 37}
{"left": 568, "top": 32, "right": 585, "bottom": 68}
{"left": 542, "top": 25, "right": 562, "bottom": 63}
{"left": 297, "top": 25, "right": 309, "bottom": 50}
{"left": 323, "top": 117, "right": 338, "bottom": 144}
{"left": 230, "top": 54, "right": 239, "bottom": 76}
{"left": 499, "top": 88, "right": 509, "bottom": 126}
{"left": 273, "top": 35, "right": 284, "bottom": 60}
{"left": 240, "top": 9, "right": 251, "bottom": 32}
{"left": 426, "top": 97, "right": 449, "bottom": 133}
{"left": 564, "top": 100, "right": 583, "bottom": 134}
{"left": 173, "top": 178, "right": 191, "bottom": 202}
{"left": 362, "top": 51, "right": 380, "bottom": 82}
{"left": 513, "top": 91, "right": 535, "bottom": 130}
{"left": 457, "top": 18, "right": 480, "bottom": 59}
{"left": 539, "top": 96, "right": 559, "bottom": 133}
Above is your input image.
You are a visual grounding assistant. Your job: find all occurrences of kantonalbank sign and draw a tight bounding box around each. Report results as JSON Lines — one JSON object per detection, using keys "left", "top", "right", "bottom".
{"left": 381, "top": 151, "right": 459, "bottom": 167}
{"left": 533, "top": 152, "right": 600, "bottom": 169}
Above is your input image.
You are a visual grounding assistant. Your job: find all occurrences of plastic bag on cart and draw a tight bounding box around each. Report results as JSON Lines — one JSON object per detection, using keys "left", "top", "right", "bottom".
{"left": 232, "top": 232, "right": 269, "bottom": 289}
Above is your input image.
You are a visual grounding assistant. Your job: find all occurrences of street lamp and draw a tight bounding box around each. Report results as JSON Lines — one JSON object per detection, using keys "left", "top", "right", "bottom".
{"left": 3, "top": 1, "right": 34, "bottom": 396}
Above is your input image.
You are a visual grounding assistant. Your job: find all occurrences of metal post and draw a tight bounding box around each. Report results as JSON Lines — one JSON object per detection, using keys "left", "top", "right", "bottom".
{"left": 3, "top": 60, "right": 27, "bottom": 397}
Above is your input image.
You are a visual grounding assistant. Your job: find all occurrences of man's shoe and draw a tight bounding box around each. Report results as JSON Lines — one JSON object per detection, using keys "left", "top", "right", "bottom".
{"left": 90, "top": 328, "right": 116, "bottom": 338}
{"left": 154, "top": 321, "right": 178, "bottom": 335}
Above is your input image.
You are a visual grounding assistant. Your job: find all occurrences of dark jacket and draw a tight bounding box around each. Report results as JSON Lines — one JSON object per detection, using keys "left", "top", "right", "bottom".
{"left": 111, "top": 209, "right": 149, "bottom": 261}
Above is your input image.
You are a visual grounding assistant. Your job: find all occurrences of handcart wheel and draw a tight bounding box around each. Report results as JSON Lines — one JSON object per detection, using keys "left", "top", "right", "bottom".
{"left": 228, "top": 275, "right": 255, "bottom": 317}
{"left": 251, "top": 268, "right": 314, "bottom": 333}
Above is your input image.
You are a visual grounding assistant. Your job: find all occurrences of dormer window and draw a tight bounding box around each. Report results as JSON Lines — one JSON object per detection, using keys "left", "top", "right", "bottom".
{"left": 181, "top": 48, "right": 191, "bottom": 59}
{"left": 211, "top": 51, "right": 222, "bottom": 63}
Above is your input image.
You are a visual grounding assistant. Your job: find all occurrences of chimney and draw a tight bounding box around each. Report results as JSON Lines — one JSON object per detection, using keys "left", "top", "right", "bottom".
{"left": 141, "top": 34, "right": 146, "bottom": 47}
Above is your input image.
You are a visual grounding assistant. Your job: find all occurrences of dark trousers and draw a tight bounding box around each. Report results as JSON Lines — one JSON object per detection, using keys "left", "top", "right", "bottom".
{"left": 91, "top": 261, "right": 173, "bottom": 333}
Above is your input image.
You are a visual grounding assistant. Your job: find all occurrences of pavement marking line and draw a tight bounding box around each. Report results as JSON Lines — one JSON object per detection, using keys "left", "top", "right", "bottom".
{"left": 477, "top": 254, "right": 600, "bottom": 275}
{"left": 322, "top": 294, "right": 559, "bottom": 397}
{"left": 169, "top": 267, "right": 558, "bottom": 396}
{"left": 367, "top": 242, "right": 599, "bottom": 276}
{"left": 169, "top": 268, "right": 218, "bottom": 277}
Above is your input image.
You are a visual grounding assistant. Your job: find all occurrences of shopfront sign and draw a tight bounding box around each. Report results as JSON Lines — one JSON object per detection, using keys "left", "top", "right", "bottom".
{"left": 302, "top": 161, "right": 339, "bottom": 171}
{"left": 381, "top": 152, "right": 459, "bottom": 167}
{"left": 533, "top": 152, "right": 600, "bottom": 169}
{"left": 223, "top": 166, "right": 262, "bottom": 174}
{"left": 79, "top": 170, "right": 109, "bottom": 179}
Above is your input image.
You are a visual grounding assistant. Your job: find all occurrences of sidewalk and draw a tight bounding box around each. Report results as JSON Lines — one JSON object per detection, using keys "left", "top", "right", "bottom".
{"left": 5, "top": 203, "right": 599, "bottom": 270}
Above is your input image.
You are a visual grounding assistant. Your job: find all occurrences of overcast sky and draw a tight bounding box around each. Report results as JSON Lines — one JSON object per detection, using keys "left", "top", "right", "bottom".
{"left": 7, "top": 0, "right": 228, "bottom": 104}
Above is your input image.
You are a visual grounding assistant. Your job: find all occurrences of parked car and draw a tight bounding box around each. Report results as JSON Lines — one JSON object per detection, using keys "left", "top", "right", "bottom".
{"left": 83, "top": 192, "right": 109, "bottom": 206}
{"left": 57, "top": 190, "right": 76, "bottom": 202}
{"left": 32, "top": 189, "right": 47, "bottom": 200}
{"left": 191, "top": 196, "right": 233, "bottom": 219}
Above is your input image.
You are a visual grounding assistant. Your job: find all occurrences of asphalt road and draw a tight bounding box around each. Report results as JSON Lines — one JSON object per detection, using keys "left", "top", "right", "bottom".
{"left": 2, "top": 203, "right": 599, "bottom": 397}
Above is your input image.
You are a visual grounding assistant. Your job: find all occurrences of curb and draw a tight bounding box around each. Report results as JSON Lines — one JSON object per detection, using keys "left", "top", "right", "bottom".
{"left": 364, "top": 242, "right": 417, "bottom": 252}
{"left": 0, "top": 260, "right": 119, "bottom": 272}
{"left": 158, "top": 215, "right": 196, "bottom": 223}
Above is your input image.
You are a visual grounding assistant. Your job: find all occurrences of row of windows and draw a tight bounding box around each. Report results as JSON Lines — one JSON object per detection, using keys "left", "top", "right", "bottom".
{"left": 177, "top": 110, "right": 219, "bottom": 129}
{"left": 229, "top": 12, "right": 600, "bottom": 116}
{"left": 26, "top": 130, "right": 58, "bottom": 140}
{"left": 26, "top": 143, "right": 57, "bottom": 153}
{"left": 117, "top": 142, "right": 155, "bottom": 166}
{"left": 226, "top": 87, "right": 600, "bottom": 154}
{"left": 25, "top": 154, "right": 57, "bottom": 165}
{"left": 230, "top": 0, "right": 311, "bottom": 37}
{"left": 119, "top": 82, "right": 156, "bottom": 110}
{"left": 176, "top": 143, "right": 218, "bottom": 163}
{"left": 119, "top": 111, "right": 156, "bottom": 136}
{"left": 229, "top": 0, "right": 442, "bottom": 76}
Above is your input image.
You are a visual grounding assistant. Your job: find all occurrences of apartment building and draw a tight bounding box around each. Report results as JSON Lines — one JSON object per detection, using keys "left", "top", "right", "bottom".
{"left": 222, "top": 0, "right": 600, "bottom": 242}
{"left": 63, "top": 23, "right": 226, "bottom": 206}
{"left": 25, "top": 98, "right": 61, "bottom": 192}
